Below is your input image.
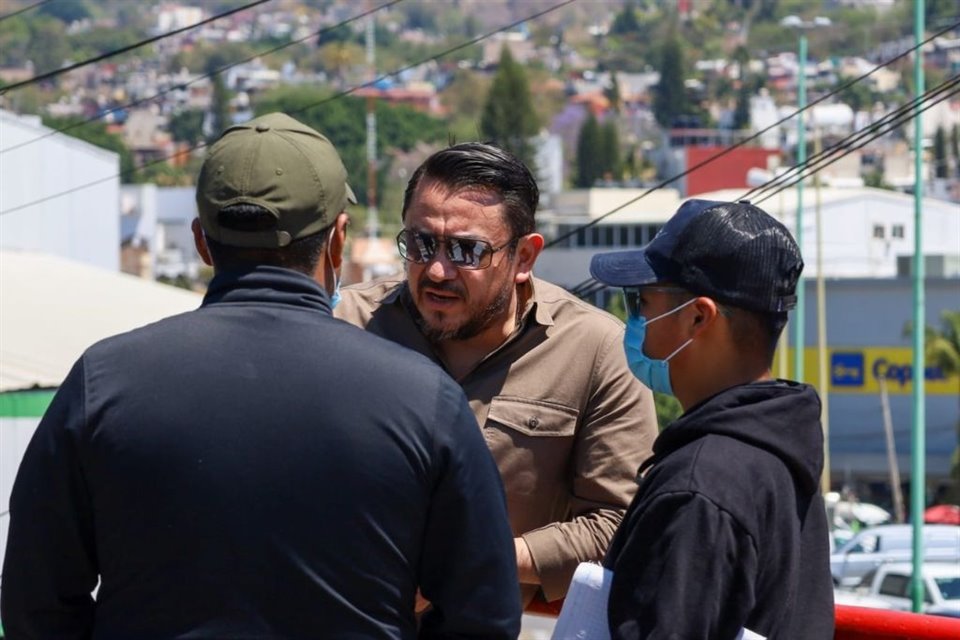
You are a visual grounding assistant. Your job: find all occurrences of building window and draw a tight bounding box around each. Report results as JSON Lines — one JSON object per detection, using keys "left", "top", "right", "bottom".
{"left": 873, "top": 224, "right": 885, "bottom": 239}
{"left": 619, "top": 226, "right": 630, "bottom": 246}
{"left": 892, "top": 224, "right": 904, "bottom": 239}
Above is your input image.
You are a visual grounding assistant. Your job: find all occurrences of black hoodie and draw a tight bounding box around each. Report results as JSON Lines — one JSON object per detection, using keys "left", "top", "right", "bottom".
{"left": 603, "top": 380, "right": 834, "bottom": 640}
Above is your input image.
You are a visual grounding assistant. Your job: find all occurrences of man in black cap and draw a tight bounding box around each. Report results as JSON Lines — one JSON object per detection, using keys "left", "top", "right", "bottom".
{"left": 590, "top": 199, "right": 834, "bottom": 639}
{"left": 1, "top": 113, "right": 521, "bottom": 639}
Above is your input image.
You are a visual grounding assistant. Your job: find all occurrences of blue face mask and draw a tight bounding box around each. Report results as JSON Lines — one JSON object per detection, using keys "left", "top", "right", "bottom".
{"left": 624, "top": 297, "right": 696, "bottom": 396}
{"left": 326, "top": 227, "right": 341, "bottom": 310}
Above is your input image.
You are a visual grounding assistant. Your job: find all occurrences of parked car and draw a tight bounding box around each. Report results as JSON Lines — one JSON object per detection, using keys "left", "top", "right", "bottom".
{"left": 830, "top": 524, "right": 960, "bottom": 587}
{"left": 835, "top": 561, "right": 960, "bottom": 616}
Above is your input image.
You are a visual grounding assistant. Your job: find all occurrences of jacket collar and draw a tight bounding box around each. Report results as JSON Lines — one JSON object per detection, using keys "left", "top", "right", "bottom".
{"left": 202, "top": 265, "right": 333, "bottom": 314}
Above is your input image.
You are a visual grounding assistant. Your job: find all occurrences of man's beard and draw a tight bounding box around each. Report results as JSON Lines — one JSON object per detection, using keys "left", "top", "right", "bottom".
{"left": 413, "top": 275, "right": 516, "bottom": 343}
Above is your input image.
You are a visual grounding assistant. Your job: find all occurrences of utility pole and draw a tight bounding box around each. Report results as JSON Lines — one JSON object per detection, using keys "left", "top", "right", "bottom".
{"left": 910, "top": 0, "right": 926, "bottom": 614}
{"left": 365, "top": 5, "right": 379, "bottom": 240}
{"left": 814, "top": 125, "right": 830, "bottom": 494}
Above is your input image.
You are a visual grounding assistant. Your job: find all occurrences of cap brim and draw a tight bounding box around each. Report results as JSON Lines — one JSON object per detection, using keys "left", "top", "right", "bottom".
{"left": 589, "top": 249, "right": 662, "bottom": 287}
{"left": 345, "top": 183, "right": 358, "bottom": 205}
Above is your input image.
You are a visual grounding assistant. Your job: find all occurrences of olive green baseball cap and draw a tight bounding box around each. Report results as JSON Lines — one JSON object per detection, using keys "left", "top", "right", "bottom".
{"left": 196, "top": 112, "right": 357, "bottom": 248}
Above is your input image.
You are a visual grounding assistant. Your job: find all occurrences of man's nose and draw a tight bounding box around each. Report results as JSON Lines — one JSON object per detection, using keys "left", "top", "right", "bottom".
{"left": 424, "top": 247, "right": 458, "bottom": 281}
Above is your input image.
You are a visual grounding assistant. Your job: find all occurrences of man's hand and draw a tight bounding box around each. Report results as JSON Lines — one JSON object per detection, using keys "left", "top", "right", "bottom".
{"left": 515, "top": 537, "right": 540, "bottom": 584}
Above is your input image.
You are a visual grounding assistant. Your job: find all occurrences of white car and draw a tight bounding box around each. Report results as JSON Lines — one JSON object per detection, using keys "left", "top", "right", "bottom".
{"left": 835, "top": 561, "right": 960, "bottom": 616}
{"left": 830, "top": 524, "right": 960, "bottom": 587}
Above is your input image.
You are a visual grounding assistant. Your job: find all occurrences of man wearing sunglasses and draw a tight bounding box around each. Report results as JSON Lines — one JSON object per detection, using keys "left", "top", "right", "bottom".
{"left": 590, "top": 199, "right": 833, "bottom": 639}
{"left": 336, "top": 142, "right": 657, "bottom": 606}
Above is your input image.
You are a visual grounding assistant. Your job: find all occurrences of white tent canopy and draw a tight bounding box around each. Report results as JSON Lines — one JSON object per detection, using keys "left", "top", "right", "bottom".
{"left": 0, "top": 250, "right": 203, "bottom": 392}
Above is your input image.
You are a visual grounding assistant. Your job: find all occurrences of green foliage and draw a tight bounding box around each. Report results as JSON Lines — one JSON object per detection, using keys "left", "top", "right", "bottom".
{"left": 68, "top": 26, "right": 142, "bottom": 61}
{"left": 574, "top": 112, "right": 601, "bottom": 188}
{"left": 599, "top": 120, "right": 621, "bottom": 181}
{"left": 654, "top": 392, "right": 683, "bottom": 430}
{"left": 168, "top": 109, "right": 206, "bottom": 145}
{"left": 610, "top": 1, "right": 641, "bottom": 36}
{"left": 652, "top": 29, "right": 690, "bottom": 129}
{"left": 933, "top": 126, "right": 948, "bottom": 179}
{"left": 37, "top": 1, "right": 91, "bottom": 24}
{"left": 253, "top": 85, "right": 448, "bottom": 216}
{"left": 952, "top": 125, "right": 960, "bottom": 179}
{"left": 207, "top": 75, "right": 232, "bottom": 143}
{"left": 42, "top": 115, "right": 134, "bottom": 178}
{"left": 479, "top": 46, "right": 540, "bottom": 170}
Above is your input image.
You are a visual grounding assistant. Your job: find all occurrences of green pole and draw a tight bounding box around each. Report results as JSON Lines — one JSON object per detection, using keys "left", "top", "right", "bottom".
{"left": 794, "top": 33, "right": 807, "bottom": 382}
{"left": 910, "top": 0, "right": 926, "bottom": 614}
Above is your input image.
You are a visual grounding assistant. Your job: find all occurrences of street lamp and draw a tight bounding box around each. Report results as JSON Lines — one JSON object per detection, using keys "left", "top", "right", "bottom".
{"left": 779, "top": 14, "right": 831, "bottom": 384}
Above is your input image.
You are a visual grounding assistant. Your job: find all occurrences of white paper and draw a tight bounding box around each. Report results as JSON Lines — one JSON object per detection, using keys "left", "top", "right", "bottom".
{"left": 551, "top": 562, "right": 613, "bottom": 640}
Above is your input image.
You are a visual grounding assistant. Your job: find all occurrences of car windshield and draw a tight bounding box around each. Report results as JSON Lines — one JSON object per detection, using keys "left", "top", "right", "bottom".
{"left": 935, "top": 576, "right": 960, "bottom": 600}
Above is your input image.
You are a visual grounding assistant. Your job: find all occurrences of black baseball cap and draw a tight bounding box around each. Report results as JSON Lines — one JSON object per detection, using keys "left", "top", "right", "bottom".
{"left": 590, "top": 199, "right": 804, "bottom": 313}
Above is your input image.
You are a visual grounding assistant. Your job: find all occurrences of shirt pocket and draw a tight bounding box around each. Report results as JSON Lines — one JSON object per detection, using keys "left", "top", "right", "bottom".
{"left": 485, "top": 396, "right": 579, "bottom": 437}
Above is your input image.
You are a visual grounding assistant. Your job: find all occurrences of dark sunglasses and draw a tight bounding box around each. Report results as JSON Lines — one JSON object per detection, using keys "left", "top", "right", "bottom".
{"left": 396, "top": 229, "right": 516, "bottom": 270}
{"left": 622, "top": 286, "right": 690, "bottom": 319}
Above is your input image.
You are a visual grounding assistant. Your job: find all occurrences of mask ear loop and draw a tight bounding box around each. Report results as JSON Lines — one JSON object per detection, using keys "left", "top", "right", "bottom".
{"left": 645, "top": 296, "right": 698, "bottom": 361}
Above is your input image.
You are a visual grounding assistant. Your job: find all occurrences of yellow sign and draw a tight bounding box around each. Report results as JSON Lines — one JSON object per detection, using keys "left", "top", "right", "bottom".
{"left": 772, "top": 347, "right": 960, "bottom": 395}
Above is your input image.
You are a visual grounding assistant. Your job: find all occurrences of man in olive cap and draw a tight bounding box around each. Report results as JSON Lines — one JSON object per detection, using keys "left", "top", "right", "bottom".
{"left": 1, "top": 113, "right": 521, "bottom": 638}
{"left": 591, "top": 199, "right": 834, "bottom": 639}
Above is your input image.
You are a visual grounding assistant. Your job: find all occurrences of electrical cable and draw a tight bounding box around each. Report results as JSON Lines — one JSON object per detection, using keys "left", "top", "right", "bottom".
{"left": 743, "top": 73, "right": 960, "bottom": 203}
{"left": 566, "top": 73, "right": 960, "bottom": 301}
{"left": 749, "top": 76, "right": 960, "bottom": 207}
{"left": 0, "top": 0, "right": 272, "bottom": 94}
{"left": 1, "top": 0, "right": 405, "bottom": 154}
{"left": 543, "top": 17, "right": 960, "bottom": 251}
{"left": 0, "top": 0, "right": 50, "bottom": 24}
{"left": 0, "top": 0, "right": 577, "bottom": 216}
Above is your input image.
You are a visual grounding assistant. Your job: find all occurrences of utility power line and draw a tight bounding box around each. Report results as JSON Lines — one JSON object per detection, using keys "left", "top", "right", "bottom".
{"left": 563, "top": 72, "right": 960, "bottom": 301}
{"left": 543, "top": 18, "right": 960, "bottom": 250}
{"left": 0, "top": 0, "right": 272, "bottom": 94}
{"left": 1, "top": 0, "right": 405, "bottom": 154}
{"left": 0, "top": 0, "right": 50, "bottom": 24}
{"left": 0, "top": 0, "right": 576, "bottom": 216}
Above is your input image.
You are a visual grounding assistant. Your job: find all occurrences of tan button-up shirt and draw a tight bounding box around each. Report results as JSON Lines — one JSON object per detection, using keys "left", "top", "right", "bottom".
{"left": 335, "top": 275, "right": 657, "bottom": 601}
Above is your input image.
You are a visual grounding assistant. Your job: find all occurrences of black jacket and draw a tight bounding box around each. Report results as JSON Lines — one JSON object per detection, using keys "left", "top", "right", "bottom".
{"left": 1, "top": 266, "right": 521, "bottom": 639}
{"left": 604, "top": 381, "right": 834, "bottom": 639}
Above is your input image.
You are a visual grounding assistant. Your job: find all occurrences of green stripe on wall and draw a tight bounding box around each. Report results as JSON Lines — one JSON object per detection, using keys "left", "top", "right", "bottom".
{"left": 0, "top": 390, "right": 56, "bottom": 417}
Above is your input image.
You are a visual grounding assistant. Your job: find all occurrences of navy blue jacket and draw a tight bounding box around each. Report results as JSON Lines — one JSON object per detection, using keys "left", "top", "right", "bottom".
{"left": 604, "top": 381, "right": 834, "bottom": 640}
{"left": 1, "top": 266, "right": 521, "bottom": 639}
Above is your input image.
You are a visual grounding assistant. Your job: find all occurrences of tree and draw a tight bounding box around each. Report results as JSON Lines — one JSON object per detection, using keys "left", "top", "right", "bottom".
{"left": 933, "top": 126, "right": 947, "bottom": 179}
{"left": 168, "top": 109, "right": 205, "bottom": 145}
{"left": 951, "top": 124, "right": 960, "bottom": 178}
{"left": 652, "top": 29, "right": 690, "bottom": 129}
{"left": 610, "top": 0, "right": 641, "bottom": 36}
{"left": 604, "top": 73, "right": 622, "bottom": 114}
{"left": 599, "top": 119, "right": 621, "bottom": 181}
{"left": 207, "top": 75, "right": 231, "bottom": 143}
{"left": 732, "top": 83, "right": 751, "bottom": 131}
{"left": 479, "top": 46, "right": 540, "bottom": 170}
{"left": 925, "top": 312, "right": 960, "bottom": 502}
{"left": 574, "top": 112, "right": 602, "bottom": 188}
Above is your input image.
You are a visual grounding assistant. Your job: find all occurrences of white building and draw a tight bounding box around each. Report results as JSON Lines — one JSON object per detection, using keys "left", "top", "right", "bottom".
{"left": 535, "top": 186, "right": 960, "bottom": 287}
{"left": 0, "top": 109, "right": 121, "bottom": 271}
{"left": 121, "top": 185, "right": 200, "bottom": 280}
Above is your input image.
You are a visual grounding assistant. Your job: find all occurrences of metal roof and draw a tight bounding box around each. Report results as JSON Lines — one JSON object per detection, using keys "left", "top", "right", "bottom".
{"left": 0, "top": 250, "right": 202, "bottom": 393}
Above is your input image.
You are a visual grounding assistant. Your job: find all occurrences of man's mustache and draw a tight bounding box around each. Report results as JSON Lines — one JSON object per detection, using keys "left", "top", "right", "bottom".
{"left": 418, "top": 277, "right": 466, "bottom": 298}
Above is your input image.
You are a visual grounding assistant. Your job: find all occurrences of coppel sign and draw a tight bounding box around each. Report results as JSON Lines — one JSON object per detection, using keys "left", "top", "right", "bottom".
{"left": 829, "top": 348, "right": 959, "bottom": 394}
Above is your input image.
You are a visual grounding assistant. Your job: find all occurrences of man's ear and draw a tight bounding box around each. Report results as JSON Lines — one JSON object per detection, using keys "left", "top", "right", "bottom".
{"left": 192, "top": 218, "right": 213, "bottom": 266}
{"left": 513, "top": 233, "right": 544, "bottom": 284}
{"left": 686, "top": 296, "right": 720, "bottom": 338}
{"left": 328, "top": 212, "right": 349, "bottom": 269}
